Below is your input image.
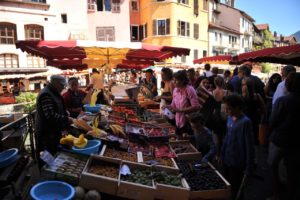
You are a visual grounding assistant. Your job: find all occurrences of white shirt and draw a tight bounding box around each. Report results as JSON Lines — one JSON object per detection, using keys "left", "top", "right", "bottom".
{"left": 203, "top": 70, "right": 213, "bottom": 77}
{"left": 272, "top": 80, "right": 288, "bottom": 105}
{"left": 90, "top": 72, "right": 104, "bottom": 89}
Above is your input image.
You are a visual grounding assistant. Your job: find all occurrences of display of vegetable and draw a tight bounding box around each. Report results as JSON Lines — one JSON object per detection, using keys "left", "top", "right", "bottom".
{"left": 89, "top": 160, "right": 119, "bottom": 179}
{"left": 15, "top": 92, "right": 37, "bottom": 113}
{"left": 177, "top": 162, "right": 226, "bottom": 191}
{"left": 121, "top": 169, "right": 153, "bottom": 186}
{"left": 152, "top": 171, "right": 182, "bottom": 187}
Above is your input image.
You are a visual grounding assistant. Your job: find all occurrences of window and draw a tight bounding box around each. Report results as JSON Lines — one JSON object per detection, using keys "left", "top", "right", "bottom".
{"left": 203, "top": 50, "right": 207, "bottom": 57}
{"left": 177, "top": 20, "right": 190, "bottom": 37}
{"left": 112, "top": 0, "right": 121, "bottom": 13}
{"left": 215, "top": 32, "right": 218, "bottom": 41}
{"left": 153, "top": 19, "right": 170, "bottom": 36}
{"left": 96, "top": 27, "right": 115, "bottom": 41}
{"left": 203, "top": 0, "right": 208, "bottom": 11}
{"left": 0, "top": 22, "right": 17, "bottom": 44}
{"left": 194, "top": 49, "right": 198, "bottom": 60}
{"left": 194, "top": 23, "right": 199, "bottom": 39}
{"left": 27, "top": 55, "right": 46, "bottom": 68}
{"left": 61, "top": 14, "right": 67, "bottom": 23}
{"left": 194, "top": 0, "right": 198, "bottom": 15}
{"left": 25, "top": 25, "right": 44, "bottom": 40}
{"left": 131, "top": 25, "right": 139, "bottom": 41}
{"left": 219, "top": 33, "right": 222, "bottom": 44}
{"left": 96, "top": 0, "right": 113, "bottom": 11}
{"left": 242, "top": 18, "right": 245, "bottom": 28}
{"left": 131, "top": 0, "right": 138, "bottom": 11}
{"left": 181, "top": 55, "right": 186, "bottom": 63}
{"left": 29, "top": 0, "right": 47, "bottom": 3}
{"left": 0, "top": 54, "right": 19, "bottom": 68}
{"left": 88, "top": 0, "right": 96, "bottom": 11}
{"left": 229, "top": 35, "right": 237, "bottom": 44}
{"left": 178, "top": 0, "right": 189, "bottom": 5}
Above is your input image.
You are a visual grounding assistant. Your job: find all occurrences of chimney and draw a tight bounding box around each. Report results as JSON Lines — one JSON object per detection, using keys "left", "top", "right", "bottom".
{"left": 230, "top": 0, "right": 235, "bottom": 7}
{"left": 280, "top": 34, "right": 283, "bottom": 41}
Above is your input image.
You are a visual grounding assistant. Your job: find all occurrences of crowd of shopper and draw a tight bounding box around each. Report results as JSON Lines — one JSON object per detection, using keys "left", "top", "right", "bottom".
{"left": 33, "top": 64, "right": 299, "bottom": 200}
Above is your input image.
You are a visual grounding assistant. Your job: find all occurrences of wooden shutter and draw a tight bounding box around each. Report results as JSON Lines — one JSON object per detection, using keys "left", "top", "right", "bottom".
{"left": 194, "top": 23, "right": 199, "bottom": 39}
{"left": 152, "top": 19, "right": 157, "bottom": 36}
{"left": 166, "top": 19, "right": 170, "bottom": 35}
{"left": 139, "top": 25, "right": 144, "bottom": 41}
{"left": 145, "top": 23, "right": 147, "bottom": 38}
{"left": 194, "top": 0, "right": 198, "bottom": 15}
{"left": 187, "top": 22, "right": 190, "bottom": 37}
{"left": 177, "top": 20, "right": 180, "bottom": 35}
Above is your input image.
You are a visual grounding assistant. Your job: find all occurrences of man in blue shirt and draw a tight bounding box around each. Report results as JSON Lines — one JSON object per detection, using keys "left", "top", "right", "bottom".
{"left": 221, "top": 94, "right": 255, "bottom": 199}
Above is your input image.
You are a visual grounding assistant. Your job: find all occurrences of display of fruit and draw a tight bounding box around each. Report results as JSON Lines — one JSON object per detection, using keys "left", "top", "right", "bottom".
{"left": 152, "top": 171, "right": 182, "bottom": 187}
{"left": 121, "top": 169, "right": 153, "bottom": 186}
{"left": 74, "top": 134, "right": 88, "bottom": 148}
{"left": 88, "top": 160, "right": 119, "bottom": 179}
{"left": 60, "top": 134, "right": 77, "bottom": 148}
{"left": 104, "top": 148, "right": 137, "bottom": 162}
{"left": 170, "top": 143, "right": 196, "bottom": 154}
{"left": 128, "top": 142, "right": 152, "bottom": 156}
{"left": 108, "top": 116, "right": 126, "bottom": 126}
{"left": 87, "top": 128, "right": 107, "bottom": 139}
{"left": 109, "top": 124, "right": 127, "bottom": 138}
{"left": 152, "top": 144, "right": 176, "bottom": 158}
{"left": 177, "top": 162, "right": 226, "bottom": 191}
{"left": 143, "top": 127, "right": 163, "bottom": 137}
{"left": 74, "top": 119, "right": 93, "bottom": 132}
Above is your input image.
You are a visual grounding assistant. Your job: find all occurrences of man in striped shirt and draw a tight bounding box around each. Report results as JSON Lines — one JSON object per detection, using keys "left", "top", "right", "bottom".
{"left": 35, "top": 75, "right": 74, "bottom": 160}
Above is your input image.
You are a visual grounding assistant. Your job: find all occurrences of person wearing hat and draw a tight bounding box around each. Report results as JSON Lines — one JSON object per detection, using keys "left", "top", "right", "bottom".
{"left": 35, "top": 75, "right": 74, "bottom": 164}
{"left": 141, "top": 68, "right": 158, "bottom": 97}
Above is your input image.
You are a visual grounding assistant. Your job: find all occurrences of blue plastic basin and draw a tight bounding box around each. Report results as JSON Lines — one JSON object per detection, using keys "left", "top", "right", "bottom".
{"left": 30, "top": 181, "right": 75, "bottom": 200}
{"left": 83, "top": 104, "right": 101, "bottom": 113}
{"left": 72, "top": 139, "right": 101, "bottom": 155}
{"left": 0, "top": 148, "right": 18, "bottom": 168}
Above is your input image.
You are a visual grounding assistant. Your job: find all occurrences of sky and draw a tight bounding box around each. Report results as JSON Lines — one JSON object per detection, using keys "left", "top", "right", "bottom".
{"left": 235, "top": 0, "right": 300, "bottom": 36}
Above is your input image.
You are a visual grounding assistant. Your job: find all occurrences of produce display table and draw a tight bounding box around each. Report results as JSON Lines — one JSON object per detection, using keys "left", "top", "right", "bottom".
{"left": 39, "top": 103, "right": 231, "bottom": 200}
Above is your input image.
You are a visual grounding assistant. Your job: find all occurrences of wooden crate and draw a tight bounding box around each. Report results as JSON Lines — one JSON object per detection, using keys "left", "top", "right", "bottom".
{"left": 80, "top": 156, "right": 121, "bottom": 195}
{"left": 117, "top": 161, "right": 155, "bottom": 200}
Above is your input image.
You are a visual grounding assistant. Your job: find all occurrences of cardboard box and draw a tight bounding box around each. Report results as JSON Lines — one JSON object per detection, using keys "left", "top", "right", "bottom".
{"left": 169, "top": 141, "right": 202, "bottom": 161}
{"left": 80, "top": 156, "right": 121, "bottom": 195}
{"left": 117, "top": 161, "right": 155, "bottom": 200}
{"left": 153, "top": 165, "right": 190, "bottom": 200}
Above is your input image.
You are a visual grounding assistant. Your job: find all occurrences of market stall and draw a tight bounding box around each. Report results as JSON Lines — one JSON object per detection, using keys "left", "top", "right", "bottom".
{"left": 30, "top": 87, "right": 231, "bottom": 200}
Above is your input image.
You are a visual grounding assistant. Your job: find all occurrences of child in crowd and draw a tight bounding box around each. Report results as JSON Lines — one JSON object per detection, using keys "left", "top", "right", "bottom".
{"left": 186, "top": 112, "right": 216, "bottom": 164}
